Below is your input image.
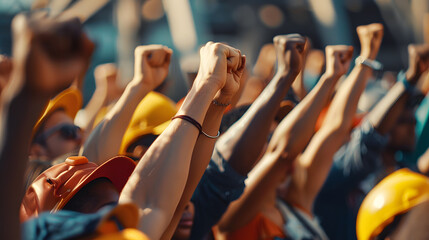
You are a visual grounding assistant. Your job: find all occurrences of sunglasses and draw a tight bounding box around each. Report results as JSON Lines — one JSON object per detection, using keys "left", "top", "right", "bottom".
{"left": 35, "top": 123, "right": 81, "bottom": 145}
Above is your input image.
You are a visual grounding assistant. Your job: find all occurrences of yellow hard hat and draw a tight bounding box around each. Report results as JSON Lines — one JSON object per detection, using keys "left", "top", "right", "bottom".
{"left": 356, "top": 168, "right": 429, "bottom": 240}
{"left": 119, "top": 91, "right": 177, "bottom": 155}
{"left": 33, "top": 86, "right": 82, "bottom": 136}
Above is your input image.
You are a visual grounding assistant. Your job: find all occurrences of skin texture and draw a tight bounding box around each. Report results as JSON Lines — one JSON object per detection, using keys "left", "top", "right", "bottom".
{"left": 77, "top": 63, "right": 123, "bottom": 135}
{"left": 119, "top": 42, "right": 245, "bottom": 240}
{"left": 216, "top": 41, "right": 352, "bottom": 235}
{"left": 218, "top": 23, "right": 386, "bottom": 236}
{"left": 172, "top": 202, "right": 195, "bottom": 240}
{"left": 81, "top": 45, "right": 172, "bottom": 165}
{"left": 0, "top": 14, "right": 93, "bottom": 240}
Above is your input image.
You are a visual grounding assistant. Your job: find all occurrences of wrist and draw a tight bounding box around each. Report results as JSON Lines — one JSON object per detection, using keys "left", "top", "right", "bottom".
{"left": 192, "top": 74, "right": 222, "bottom": 97}
{"left": 405, "top": 70, "right": 419, "bottom": 85}
{"left": 355, "top": 56, "right": 383, "bottom": 71}
{"left": 127, "top": 78, "right": 151, "bottom": 96}
{"left": 320, "top": 72, "right": 338, "bottom": 82}
{"left": 398, "top": 70, "right": 417, "bottom": 93}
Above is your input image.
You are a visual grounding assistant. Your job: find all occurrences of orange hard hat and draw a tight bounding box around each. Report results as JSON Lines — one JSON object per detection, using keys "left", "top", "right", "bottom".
{"left": 20, "top": 156, "right": 135, "bottom": 222}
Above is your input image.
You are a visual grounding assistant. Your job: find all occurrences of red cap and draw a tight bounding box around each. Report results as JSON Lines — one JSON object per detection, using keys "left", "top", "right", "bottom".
{"left": 20, "top": 156, "right": 136, "bottom": 222}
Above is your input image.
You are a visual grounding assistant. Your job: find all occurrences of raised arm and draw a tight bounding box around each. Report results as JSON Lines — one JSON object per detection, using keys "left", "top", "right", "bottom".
{"left": 285, "top": 24, "right": 383, "bottom": 212}
{"left": 216, "top": 35, "right": 307, "bottom": 177}
{"left": 80, "top": 45, "right": 171, "bottom": 165}
{"left": 0, "top": 14, "right": 92, "bottom": 240}
{"left": 75, "top": 63, "right": 122, "bottom": 135}
{"left": 219, "top": 34, "right": 338, "bottom": 232}
{"left": 160, "top": 47, "right": 246, "bottom": 239}
{"left": 118, "top": 42, "right": 244, "bottom": 240}
{"left": 368, "top": 44, "right": 429, "bottom": 134}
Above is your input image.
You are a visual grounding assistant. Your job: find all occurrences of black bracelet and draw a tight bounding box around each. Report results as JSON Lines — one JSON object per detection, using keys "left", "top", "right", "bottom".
{"left": 172, "top": 115, "right": 202, "bottom": 133}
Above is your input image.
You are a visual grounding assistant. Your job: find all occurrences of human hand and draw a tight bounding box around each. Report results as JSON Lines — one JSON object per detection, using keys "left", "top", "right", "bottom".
{"left": 405, "top": 44, "right": 429, "bottom": 85}
{"left": 273, "top": 34, "right": 306, "bottom": 77}
{"left": 356, "top": 23, "right": 383, "bottom": 60}
{"left": 196, "top": 42, "right": 245, "bottom": 99}
{"left": 133, "top": 45, "right": 172, "bottom": 90}
{"left": 325, "top": 45, "right": 354, "bottom": 78}
{"left": 11, "top": 13, "right": 94, "bottom": 97}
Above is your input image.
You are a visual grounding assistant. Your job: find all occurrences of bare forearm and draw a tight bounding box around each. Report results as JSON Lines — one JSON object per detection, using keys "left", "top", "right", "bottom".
{"left": 76, "top": 86, "right": 107, "bottom": 132}
{"left": 119, "top": 84, "right": 217, "bottom": 240}
{"left": 289, "top": 65, "right": 372, "bottom": 209}
{"left": 0, "top": 85, "right": 51, "bottom": 240}
{"left": 81, "top": 81, "right": 150, "bottom": 164}
{"left": 217, "top": 72, "right": 296, "bottom": 175}
{"left": 161, "top": 98, "right": 227, "bottom": 240}
{"left": 270, "top": 73, "right": 339, "bottom": 158}
{"left": 368, "top": 76, "right": 413, "bottom": 135}
{"left": 292, "top": 71, "right": 307, "bottom": 100}
{"left": 324, "top": 65, "right": 372, "bottom": 130}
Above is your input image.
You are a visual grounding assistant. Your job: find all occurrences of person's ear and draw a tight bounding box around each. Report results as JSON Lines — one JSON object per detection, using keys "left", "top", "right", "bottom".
{"left": 29, "top": 143, "right": 48, "bottom": 159}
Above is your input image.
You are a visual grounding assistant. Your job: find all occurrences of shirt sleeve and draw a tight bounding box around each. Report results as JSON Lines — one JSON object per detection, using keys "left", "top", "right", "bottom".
{"left": 189, "top": 147, "right": 247, "bottom": 240}
{"left": 320, "top": 119, "right": 388, "bottom": 193}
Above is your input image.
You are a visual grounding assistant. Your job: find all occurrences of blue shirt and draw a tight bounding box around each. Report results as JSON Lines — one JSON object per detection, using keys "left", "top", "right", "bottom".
{"left": 190, "top": 147, "right": 247, "bottom": 240}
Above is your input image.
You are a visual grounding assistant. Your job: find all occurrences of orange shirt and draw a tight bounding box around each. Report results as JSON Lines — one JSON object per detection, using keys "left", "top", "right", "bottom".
{"left": 219, "top": 213, "right": 285, "bottom": 240}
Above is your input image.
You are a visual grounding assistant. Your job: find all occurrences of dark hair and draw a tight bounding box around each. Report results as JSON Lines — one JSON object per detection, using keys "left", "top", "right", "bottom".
{"left": 62, "top": 178, "right": 114, "bottom": 213}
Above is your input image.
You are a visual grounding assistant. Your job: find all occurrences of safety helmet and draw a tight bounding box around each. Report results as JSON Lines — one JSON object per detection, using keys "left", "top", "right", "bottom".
{"left": 356, "top": 168, "right": 429, "bottom": 240}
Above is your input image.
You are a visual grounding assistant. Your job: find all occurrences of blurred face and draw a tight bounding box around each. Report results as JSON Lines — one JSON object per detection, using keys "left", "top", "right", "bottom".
{"left": 173, "top": 201, "right": 195, "bottom": 240}
{"left": 388, "top": 109, "right": 416, "bottom": 153}
{"left": 36, "top": 110, "right": 82, "bottom": 160}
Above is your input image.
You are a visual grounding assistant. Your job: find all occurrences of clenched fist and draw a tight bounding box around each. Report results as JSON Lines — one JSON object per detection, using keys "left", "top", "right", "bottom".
{"left": 325, "top": 45, "right": 354, "bottom": 78}
{"left": 356, "top": 23, "right": 383, "bottom": 60}
{"left": 133, "top": 45, "right": 172, "bottom": 91}
{"left": 196, "top": 42, "right": 246, "bottom": 99}
{"left": 406, "top": 44, "right": 429, "bottom": 84}
{"left": 11, "top": 13, "right": 94, "bottom": 97}
{"left": 273, "top": 34, "right": 307, "bottom": 77}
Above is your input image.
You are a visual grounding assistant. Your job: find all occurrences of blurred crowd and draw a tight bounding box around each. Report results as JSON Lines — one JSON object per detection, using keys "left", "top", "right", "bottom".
{"left": 1, "top": 9, "right": 429, "bottom": 240}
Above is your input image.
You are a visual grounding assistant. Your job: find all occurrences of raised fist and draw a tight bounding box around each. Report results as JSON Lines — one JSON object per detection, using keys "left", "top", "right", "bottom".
{"left": 273, "top": 34, "right": 307, "bottom": 77}
{"left": 11, "top": 13, "right": 94, "bottom": 96}
{"left": 356, "top": 23, "right": 383, "bottom": 60}
{"left": 197, "top": 42, "right": 245, "bottom": 98}
{"left": 133, "top": 45, "right": 172, "bottom": 90}
{"left": 325, "top": 45, "right": 354, "bottom": 78}
{"left": 406, "top": 44, "right": 429, "bottom": 84}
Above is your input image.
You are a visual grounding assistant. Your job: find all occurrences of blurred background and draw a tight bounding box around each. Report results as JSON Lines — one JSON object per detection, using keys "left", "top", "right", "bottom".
{"left": 0, "top": 0, "right": 428, "bottom": 103}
